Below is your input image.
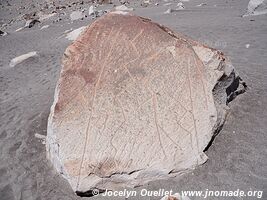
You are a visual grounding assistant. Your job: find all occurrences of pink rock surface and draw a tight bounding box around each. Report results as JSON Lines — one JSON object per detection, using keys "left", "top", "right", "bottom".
{"left": 47, "top": 11, "right": 244, "bottom": 193}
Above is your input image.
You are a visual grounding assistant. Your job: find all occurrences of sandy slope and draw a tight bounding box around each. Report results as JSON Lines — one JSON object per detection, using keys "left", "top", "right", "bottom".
{"left": 0, "top": 0, "right": 266, "bottom": 199}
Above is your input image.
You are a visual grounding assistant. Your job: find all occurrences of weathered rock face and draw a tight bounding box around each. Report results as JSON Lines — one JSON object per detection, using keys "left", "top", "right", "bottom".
{"left": 47, "top": 12, "right": 245, "bottom": 193}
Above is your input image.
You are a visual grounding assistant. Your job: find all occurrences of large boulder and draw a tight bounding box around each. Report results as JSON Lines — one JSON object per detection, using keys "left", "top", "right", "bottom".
{"left": 47, "top": 11, "right": 245, "bottom": 193}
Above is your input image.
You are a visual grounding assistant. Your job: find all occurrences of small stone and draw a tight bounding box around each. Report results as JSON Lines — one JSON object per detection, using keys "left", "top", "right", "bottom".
{"left": 196, "top": 3, "right": 207, "bottom": 7}
{"left": 246, "top": 44, "right": 250, "bottom": 48}
{"left": 10, "top": 51, "right": 38, "bottom": 67}
{"left": 0, "top": 30, "right": 7, "bottom": 36}
{"left": 1, "top": 23, "right": 7, "bottom": 28}
{"left": 143, "top": 0, "right": 151, "bottom": 5}
{"left": 88, "top": 5, "right": 95, "bottom": 16}
{"left": 70, "top": 11, "right": 84, "bottom": 21}
{"left": 15, "top": 27, "right": 24, "bottom": 32}
{"left": 25, "top": 19, "right": 40, "bottom": 28}
{"left": 96, "top": 10, "right": 106, "bottom": 17}
{"left": 177, "top": 2, "right": 185, "bottom": 9}
{"left": 35, "top": 133, "right": 46, "bottom": 140}
{"left": 164, "top": 3, "right": 172, "bottom": 6}
{"left": 141, "top": 0, "right": 150, "bottom": 7}
{"left": 38, "top": 12, "right": 57, "bottom": 21}
{"left": 115, "top": 5, "right": 134, "bottom": 11}
{"left": 35, "top": 133, "right": 46, "bottom": 144}
{"left": 40, "top": 25, "right": 49, "bottom": 30}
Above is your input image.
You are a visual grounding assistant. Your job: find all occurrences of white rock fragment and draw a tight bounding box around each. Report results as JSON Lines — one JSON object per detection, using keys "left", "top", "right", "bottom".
{"left": 243, "top": 0, "right": 267, "bottom": 16}
{"left": 38, "top": 13, "right": 57, "bottom": 21}
{"left": 196, "top": 3, "right": 207, "bottom": 7}
{"left": 88, "top": 6, "right": 106, "bottom": 18}
{"left": 115, "top": 5, "right": 134, "bottom": 11}
{"left": 141, "top": 0, "right": 151, "bottom": 7}
{"left": 164, "top": 3, "right": 172, "bottom": 6}
{"left": 177, "top": 2, "right": 185, "bottom": 9}
{"left": 64, "top": 29, "right": 73, "bottom": 34}
{"left": 9, "top": 51, "right": 38, "bottom": 67}
{"left": 35, "top": 133, "right": 46, "bottom": 144}
{"left": 164, "top": 2, "right": 185, "bottom": 13}
{"left": 65, "top": 26, "right": 86, "bottom": 41}
{"left": 0, "top": 30, "right": 7, "bottom": 36}
{"left": 35, "top": 133, "right": 46, "bottom": 140}
{"left": 15, "top": 27, "right": 24, "bottom": 32}
{"left": 25, "top": 19, "right": 40, "bottom": 28}
{"left": 246, "top": 44, "right": 250, "bottom": 48}
{"left": 112, "top": 11, "right": 129, "bottom": 15}
{"left": 40, "top": 25, "right": 50, "bottom": 30}
{"left": 88, "top": 5, "right": 96, "bottom": 16}
{"left": 70, "top": 11, "right": 84, "bottom": 21}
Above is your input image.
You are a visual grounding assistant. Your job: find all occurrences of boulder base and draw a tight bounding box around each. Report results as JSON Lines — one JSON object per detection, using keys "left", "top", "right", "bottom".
{"left": 47, "top": 12, "right": 244, "bottom": 193}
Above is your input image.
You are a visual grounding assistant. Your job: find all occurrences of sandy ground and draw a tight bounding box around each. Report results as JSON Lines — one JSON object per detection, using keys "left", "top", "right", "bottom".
{"left": 0, "top": 0, "right": 266, "bottom": 199}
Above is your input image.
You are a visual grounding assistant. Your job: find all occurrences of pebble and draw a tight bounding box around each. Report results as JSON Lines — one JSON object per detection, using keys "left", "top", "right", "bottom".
{"left": 115, "top": 5, "right": 134, "bottom": 11}
{"left": 38, "top": 13, "right": 57, "bottom": 21}
{"left": 88, "top": 5, "right": 96, "bottom": 16}
{"left": 9, "top": 51, "right": 38, "bottom": 67}
{"left": 164, "top": 3, "right": 172, "bottom": 6}
{"left": 0, "top": 30, "right": 7, "bottom": 36}
{"left": 25, "top": 19, "right": 40, "bottom": 28}
{"left": 70, "top": 11, "right": 84, "bottom": 21}
{"left": 40, "top": 25, "right": 50, "bottom": 30}
{"left": 34, "top": 133, "right": 46, "bottom": 144}
{"left": 177, "top": 2, "right": 185, "bottom": 9}
{"left": 196, "top": 3, "right": 207, "bottom": 7}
